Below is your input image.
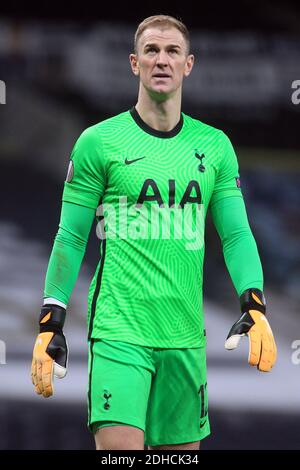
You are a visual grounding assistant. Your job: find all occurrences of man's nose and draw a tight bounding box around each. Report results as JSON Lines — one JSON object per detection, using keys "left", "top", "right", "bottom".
{"left": 156, "top": 50, "right": 168, "bottom": 65}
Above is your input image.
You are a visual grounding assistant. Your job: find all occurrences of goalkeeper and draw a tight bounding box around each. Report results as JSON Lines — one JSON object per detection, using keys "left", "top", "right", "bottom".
{"left": 31, "top": 14, "right": 277, "bottom": 450}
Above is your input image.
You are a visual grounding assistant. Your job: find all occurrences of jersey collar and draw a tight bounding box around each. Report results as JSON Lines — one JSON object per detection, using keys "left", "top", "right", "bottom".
{"left": 130, "top": 106, "right": 183, "bottom": 138}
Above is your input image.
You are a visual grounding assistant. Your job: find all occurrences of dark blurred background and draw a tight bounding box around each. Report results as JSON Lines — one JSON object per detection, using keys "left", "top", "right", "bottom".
{"left": 0, "top": 0, "right": 300, "bottom": 450}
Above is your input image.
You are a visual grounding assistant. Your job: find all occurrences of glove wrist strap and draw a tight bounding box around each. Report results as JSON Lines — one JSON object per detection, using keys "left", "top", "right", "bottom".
{"left": 240, "top": 288, "right": 266, "bottom": 315}
{"left": 39, "top": 304, "right": 66, "bottom": 334}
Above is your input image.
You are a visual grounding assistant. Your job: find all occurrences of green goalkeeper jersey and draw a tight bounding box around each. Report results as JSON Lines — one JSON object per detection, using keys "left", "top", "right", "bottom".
{"left": 62, "top": 107, "right": 243, "bottom": 348}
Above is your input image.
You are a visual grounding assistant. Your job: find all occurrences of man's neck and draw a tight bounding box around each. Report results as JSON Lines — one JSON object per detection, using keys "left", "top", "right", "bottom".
{"left": 135, "top": 92, "right": 182, "bottom": 132}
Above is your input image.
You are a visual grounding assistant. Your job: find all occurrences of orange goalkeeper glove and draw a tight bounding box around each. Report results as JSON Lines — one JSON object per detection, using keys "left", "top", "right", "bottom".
{"left": 225, "top": 288, "right": 277, "bottom": 372}
{"left": 31, "top": 304, "right": 68, "bottom": 397}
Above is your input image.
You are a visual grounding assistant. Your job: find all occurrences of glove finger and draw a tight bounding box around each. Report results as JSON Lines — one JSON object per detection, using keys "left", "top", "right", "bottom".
{"left": 35, "top": 361, "right": 44, "bottom": 395}
{"left": 31, "top": 357, "right": 37, "bottom": 386}
{"left": 225, "top": 334, "right": 244, "bottom": 350}
{"left": 31, "top": 358, "right": 42, "bottom": 395}
{"left": 268, "top": 330, "right": 277, "bottom": 369}
{"left": 54, "top": 362, "right": 67, "bottom": 379}
{"left": 41, "top": 358, "right": 54, "bottom": 398}
{"left": 248, "top": 327, "right": 262, "bottom": 366}
{"left": 259, "top": 327, "right": 277, "bottom": 372}
{"left": 271, "top": 333, "right": 278, "bottom": 366}
{"left": 31, "top": 337, "right": 42, "bottom": 389}
{"left": 258, "top": 333, "right": 273, "bottom": 372}
{"left": 35, "top": 383, "right": 42, "bottom": 395}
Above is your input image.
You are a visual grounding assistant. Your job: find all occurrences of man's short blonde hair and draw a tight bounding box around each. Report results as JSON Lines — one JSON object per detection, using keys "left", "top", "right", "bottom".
{"left": 134, "top": 15, "right": 190, "bottom": 54}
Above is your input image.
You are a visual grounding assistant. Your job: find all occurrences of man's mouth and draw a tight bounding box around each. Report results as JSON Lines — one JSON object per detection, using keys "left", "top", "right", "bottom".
{"left": 153, "top": 73, "right": 171, "bottom": 78}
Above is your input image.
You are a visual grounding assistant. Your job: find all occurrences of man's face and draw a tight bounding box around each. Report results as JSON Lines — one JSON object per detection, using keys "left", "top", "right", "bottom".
{"left": 130, "top": 26, "right": 194, "bottom": 98}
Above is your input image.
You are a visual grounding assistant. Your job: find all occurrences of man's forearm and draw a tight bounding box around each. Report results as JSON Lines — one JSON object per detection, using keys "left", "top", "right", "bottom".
{"left": 210, "top": 195, "right": 263, "bottom": 295}
{"left": 43, "top": 201, "right": 96, "bottom": 305}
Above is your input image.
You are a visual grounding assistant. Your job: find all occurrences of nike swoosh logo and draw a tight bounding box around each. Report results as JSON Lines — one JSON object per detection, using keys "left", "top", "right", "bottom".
{"left": 200, "top": 419, "right": 207, "bottom": 429}
{"left": 125, "top": 157, "right": 146, "bottom": 165}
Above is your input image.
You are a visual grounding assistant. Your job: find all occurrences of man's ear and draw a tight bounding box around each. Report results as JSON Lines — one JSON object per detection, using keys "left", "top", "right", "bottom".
{"left": 184, "top": 54, "right": 194, "bottom": 77}
{"left": 129, "top": 53, "right": 139, "bottom": 76}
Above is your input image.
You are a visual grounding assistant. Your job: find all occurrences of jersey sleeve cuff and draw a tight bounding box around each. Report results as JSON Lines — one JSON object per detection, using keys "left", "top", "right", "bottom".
{"left": 43, "top": 297, "right": 67, "bottom": 309}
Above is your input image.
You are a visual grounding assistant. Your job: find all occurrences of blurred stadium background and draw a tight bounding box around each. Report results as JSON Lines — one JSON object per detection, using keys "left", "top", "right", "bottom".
{"left": 0, "top": 1, "right": 300, "bottom": 450}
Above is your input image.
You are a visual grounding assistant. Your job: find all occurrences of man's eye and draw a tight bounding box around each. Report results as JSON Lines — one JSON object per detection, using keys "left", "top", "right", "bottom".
{"left": 146, "top": 48, "right": 157, "bottom": 53}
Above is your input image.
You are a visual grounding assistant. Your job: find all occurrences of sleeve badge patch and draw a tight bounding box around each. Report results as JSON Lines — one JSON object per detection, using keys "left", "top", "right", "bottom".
{"left": 66, "top": 160, "right": 74, "bottom": 182}
{"left": 235, "top": 177, "right": 241, "bottom": 188}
